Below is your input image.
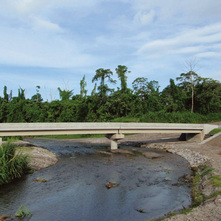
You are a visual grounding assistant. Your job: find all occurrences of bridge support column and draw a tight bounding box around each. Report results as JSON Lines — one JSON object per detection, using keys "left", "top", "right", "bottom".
{"left": 111, "top": 140, "right": 118, "bottom": 150}
{"left": 0, "top": 137, "right": 2, "bottom": 146}
{"left": 105, "top": 133, "right": 125, "bottom": 150}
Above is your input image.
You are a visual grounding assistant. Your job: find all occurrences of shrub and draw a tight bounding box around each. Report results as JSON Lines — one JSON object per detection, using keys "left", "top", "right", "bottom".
{"left": 0, "top": 143, "right": 29, "bottom": 185}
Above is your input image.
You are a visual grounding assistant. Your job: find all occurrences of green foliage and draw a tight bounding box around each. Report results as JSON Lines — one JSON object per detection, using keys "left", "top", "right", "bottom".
{"left": 0, "top": 143, "right": 29, "bottom": 185}
{"left": 116, "top": 65, "right": 129, "bottom": 92}
{"left": 15, "top": 205, "right": 32, "bottom": 217}
{"left": 209, "top": 128, "right": 221, "bottom": 135}
{"left": 58, "top": 87, "right": 73, "bottom": 101}
{"left": 209, "top": 175, "right": 221, "bottom": 187}
{"left": 191, "top": 171, "right": 203, "bottom": 206}
{"left": 200, "top": 168, "right": 215, "bottom": 177}
{"left": 111, "top": 117, "right": 140, "bottom": 122}
{"left": 204, "top": 191, "right": 221, "bottom": 200}
{"left": 92, "top": 68, "right": 116, "bottom": 98}
{"left": 0, "top": 66, "right": 220, "bottom": 123}
{"left": 80, "top": 75, "right": 87, "bottom": 98}
{"left": 140, "top": 111, "right": 221, "bottom": 123}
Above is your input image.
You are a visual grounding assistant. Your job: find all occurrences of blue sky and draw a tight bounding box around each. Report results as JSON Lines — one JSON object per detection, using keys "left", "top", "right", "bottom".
{"left": 0, "top": 0, "right": 221, "bottom": 101}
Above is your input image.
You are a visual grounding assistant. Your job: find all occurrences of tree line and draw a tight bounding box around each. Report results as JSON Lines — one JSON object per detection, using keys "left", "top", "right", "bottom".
{"left": 0, "top": 65, "right": 220, "bottom": 123}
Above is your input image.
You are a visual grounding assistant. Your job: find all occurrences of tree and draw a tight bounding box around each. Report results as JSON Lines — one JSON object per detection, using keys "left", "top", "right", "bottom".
{"left": 132, "top": 77, "right": 149, "bottom": 101}
{"left": 3, "top": 86, "right": 9, "bottom": 102}
{"left": 18, "top": 87, "right": 25, "bottom": 100}
{"left": 177, "top": 58, "right": 200, "bottom": 113}
{"left": 80, "top": 75, "right": 87, "bottom": 98}
{"left": 115, "top": 65, "right": 130, "bottom": 93}
{"left": 132, "top": 77, "right": 161, "bottom": 113}
{"left": 161, "top": 79, "right": 185, "bottom": 112}
{"left": 91, "top": 83, "right": 97, "bottom": 96}
{"left": 176, "top": 71, "right": 199, "bottom": 113}
{"left": 92, "top": 68, "right": 116, "bottom": 98}
{"left": 194, "top": 78, "right": 221, "bottom": 113}
{"left": 58, "top": 88, "right": 73, "bottom": 101}
{"left": 31, "top": 86, "right": 43, "bottom": 102}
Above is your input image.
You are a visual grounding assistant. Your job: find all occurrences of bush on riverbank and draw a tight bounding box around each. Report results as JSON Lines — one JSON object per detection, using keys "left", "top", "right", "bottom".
{"left": 0, "top": 143, "right": 29, "bottom": 185}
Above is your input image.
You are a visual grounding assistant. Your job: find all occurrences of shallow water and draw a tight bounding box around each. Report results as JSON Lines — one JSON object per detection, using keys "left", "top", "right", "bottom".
{"left": 0, "top": 139, "right": 192, "bottom": 221}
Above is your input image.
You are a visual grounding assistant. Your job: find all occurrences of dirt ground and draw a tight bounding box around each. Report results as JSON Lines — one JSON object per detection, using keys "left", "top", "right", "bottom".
{"left": 14, "top": 126, "right": 221, "bottom": 221}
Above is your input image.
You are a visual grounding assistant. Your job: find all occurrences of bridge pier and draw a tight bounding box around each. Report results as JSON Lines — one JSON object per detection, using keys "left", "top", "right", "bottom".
{"left": 0, "top": 137, "right": 2, "bottom": 146}
{"left": 105, "top": 133, "right": 125, "bottom": 150}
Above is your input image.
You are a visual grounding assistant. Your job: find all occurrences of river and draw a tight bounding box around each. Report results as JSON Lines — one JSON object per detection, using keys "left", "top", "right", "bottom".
{"left": 0, "top": 139, "right": 192, "bottom": 221}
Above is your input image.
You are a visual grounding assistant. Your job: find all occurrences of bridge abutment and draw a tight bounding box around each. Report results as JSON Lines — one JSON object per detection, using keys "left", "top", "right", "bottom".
{"left": 179, "top": 133, "right": 205, "bottom": 142}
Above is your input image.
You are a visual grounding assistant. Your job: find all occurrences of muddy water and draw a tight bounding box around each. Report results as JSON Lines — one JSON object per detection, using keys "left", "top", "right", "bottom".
{"left": 0, "top": 139, "right": 192, "bottom": 221}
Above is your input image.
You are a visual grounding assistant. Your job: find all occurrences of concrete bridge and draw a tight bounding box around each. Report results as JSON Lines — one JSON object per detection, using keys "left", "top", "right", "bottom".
{"left": 0, "top": 123, "right": 218, "bottom": 150}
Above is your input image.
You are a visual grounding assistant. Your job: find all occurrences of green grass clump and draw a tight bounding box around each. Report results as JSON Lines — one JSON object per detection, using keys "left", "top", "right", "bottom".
{"left": 0, "top": 143, "right": 29, "bottom": 185}
{"left": 209, "top": 128, "right": 221, "bottom": 135}
{"left": 209, "top": 175, "right": 221, "bottom": 187}
{"left": 191, "top": 172, "right": 203, "bottom": 206}
{"left": 204, "top": 191, "right": 221, "bottom": 201}
{"left": 200, "top": 168, "right": 215, "bottom": 177}
{"left": 2, "top": 136, "right": 23, "bottom": 142}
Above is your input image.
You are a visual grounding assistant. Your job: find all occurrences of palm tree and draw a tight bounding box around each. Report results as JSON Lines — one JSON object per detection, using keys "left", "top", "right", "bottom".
{"left": 92, "top": 68, "right": 116, "bottom": 97}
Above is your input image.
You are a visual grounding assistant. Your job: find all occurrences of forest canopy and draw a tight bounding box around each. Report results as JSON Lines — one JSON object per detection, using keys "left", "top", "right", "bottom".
{"left": 0, "top": 65, "right": 220, "bottom": 123}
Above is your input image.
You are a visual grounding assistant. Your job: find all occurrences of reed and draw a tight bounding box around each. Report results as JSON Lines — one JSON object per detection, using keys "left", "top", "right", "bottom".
{"left": 0, "top": 143, "right": 29, "bottom": 185}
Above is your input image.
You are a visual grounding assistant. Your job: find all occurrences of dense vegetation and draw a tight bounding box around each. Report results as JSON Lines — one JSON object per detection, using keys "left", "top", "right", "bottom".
{"left": 0, "top": 65, "right": 220, "bottom": 123}
{"left": 0, "top": 143, "right": 29, "bottom": 185}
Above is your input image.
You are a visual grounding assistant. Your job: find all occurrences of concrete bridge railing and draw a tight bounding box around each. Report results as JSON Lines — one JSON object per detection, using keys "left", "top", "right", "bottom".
{"left": 0, "top": 123, "right": 218, "bottom": 150}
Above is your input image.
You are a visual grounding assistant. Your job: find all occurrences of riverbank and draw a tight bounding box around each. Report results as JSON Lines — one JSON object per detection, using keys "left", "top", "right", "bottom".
{"left": 11, "top": 141, "right": 58, "bottom": 171}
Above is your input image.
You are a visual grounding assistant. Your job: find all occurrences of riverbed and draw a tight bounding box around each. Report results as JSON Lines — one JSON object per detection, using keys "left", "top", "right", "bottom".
{"left": 0, "top": 138, "right": 192, "bottom": 221}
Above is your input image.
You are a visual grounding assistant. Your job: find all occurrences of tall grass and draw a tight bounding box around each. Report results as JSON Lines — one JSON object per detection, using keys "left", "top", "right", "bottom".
{"left": 0, "top": 143, "right": 29, "bottom": 185}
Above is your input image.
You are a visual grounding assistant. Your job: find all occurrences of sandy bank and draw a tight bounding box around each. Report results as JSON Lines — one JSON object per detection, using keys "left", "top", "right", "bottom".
{"left": 12, "top": 140, "right": 58, "bottom": 171}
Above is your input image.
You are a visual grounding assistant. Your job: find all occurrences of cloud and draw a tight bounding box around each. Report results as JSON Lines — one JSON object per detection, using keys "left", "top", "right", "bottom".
{"left": 32, "top": 16, "right": 63, "bottom": 32}
{"left": 134, "top": 10, "right": 155, "bottom": 25}
{"left": 138, "top": 22, "right": 221, "bottom": 58}
{"left": 130, "top": 0, "right": 221, "bottom": 24}
{"left": 196, "top": 52, "right": 221, "bottom": 58}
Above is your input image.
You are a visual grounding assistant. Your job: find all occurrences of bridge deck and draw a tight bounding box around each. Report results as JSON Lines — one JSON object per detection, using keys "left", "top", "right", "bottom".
{"left": 0, "top": 122, "right": 216, "bottom": 136}
{"left": 0, "top": 123, "right": 218, "bottom": 149}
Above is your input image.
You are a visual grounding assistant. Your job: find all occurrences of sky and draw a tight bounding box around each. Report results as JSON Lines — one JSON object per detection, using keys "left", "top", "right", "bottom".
{"left": 0, "top": 0, "right": 221, "bottom": 101}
